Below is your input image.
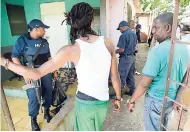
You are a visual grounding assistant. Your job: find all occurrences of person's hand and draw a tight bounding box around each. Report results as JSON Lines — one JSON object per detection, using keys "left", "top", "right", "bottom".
{"left": 24, "top": 78, "right": 32, "bottom": 84}
{"left": 53, "top": 71, "right": 58, "bottom": 79}
{"left": 0, "top": 57, "right": 6, "bottom": 66}
{"left": 128, "top": 103, "right": 135, "bottom": 113}
{"left": 127, "top": 99, "right": 135, "bottom": 113}
{"left": 173, "top": 95, "right": 181, "bottom": 114}
{"left": 114, "top": 100, "right": 121, "bottom": 111}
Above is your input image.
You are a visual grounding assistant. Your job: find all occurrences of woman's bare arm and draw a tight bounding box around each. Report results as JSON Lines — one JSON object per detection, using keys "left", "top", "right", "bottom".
{"left": 105, "top": 38, "right": 121, "bottom": 99}
{"left": 1, "top": 45, "right": 74, "bottom": 80}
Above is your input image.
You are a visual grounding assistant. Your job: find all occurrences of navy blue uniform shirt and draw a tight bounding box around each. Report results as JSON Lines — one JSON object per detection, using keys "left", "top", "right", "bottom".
{"left": 12, "top": 33, "right": 51, "bottom": 66}
{"left": 117, "top": 29, "right": 137, "bottom": 55}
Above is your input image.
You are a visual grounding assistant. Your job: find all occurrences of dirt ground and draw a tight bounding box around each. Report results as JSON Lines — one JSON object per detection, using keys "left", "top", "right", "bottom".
{"left": 103, "top": 43, "right": 187, "bottom": 131}
{"left": 103, "top": 43, "right": 148, "bottom": 131}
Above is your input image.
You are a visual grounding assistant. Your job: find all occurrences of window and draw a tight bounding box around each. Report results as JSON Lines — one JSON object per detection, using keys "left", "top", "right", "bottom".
{"left": 6, "top": 4, "right": 27, "bottom": 36}
{"left": 92, "top": 8, "right": 100, "bottom": 35}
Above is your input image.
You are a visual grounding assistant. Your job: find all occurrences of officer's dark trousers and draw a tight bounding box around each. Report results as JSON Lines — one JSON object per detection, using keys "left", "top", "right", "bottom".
{"left": 136, "top": 31, "right": 141, "bottom": 43}
{"left": 26, "top": 73, "right": 52, "bottom": 117}
{"left": 118, "top": 55, "right": 135, "bottom": 93}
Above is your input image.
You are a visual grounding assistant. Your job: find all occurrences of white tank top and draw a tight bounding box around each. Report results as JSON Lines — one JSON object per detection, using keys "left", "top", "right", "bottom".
{"left": 75, "top": 36, "right": 111, "bottom": 101}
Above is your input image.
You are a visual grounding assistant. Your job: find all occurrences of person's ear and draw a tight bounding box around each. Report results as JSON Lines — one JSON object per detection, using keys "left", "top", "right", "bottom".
{"left": 166, "top": 24, "right": 172, "bottom": 33}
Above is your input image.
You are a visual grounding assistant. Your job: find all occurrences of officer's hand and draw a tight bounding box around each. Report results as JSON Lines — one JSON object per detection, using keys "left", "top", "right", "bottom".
{"left": 24, "top": 78, "right": 32, "bottom": 84}
{"left": 53, "top": 71, "right": 58, "bottom": 79}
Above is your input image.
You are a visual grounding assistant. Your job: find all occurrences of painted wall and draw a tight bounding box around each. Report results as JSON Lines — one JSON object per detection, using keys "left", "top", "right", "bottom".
{"left": 108, "top": 0, "right": 136, "bottom": 46}
{"left": 109, "top": 0, "right": 125, "bottom": 46}
{"left": 65, "top": 0, "right": 100, "bottom": 11}
{"left": 125, "top": 0, "right": 136, "bottom": 21}
{"left": 1, "top": 0, "right": 100, "bottom": 81}
{"left": 1, "top": 0, "right": 24, "bottom": 81}
{"left": 1, "top": 0, "right": 24, "bottom": 47}
{"left": 1, "top": 0, "right": 100, "bottom": 47}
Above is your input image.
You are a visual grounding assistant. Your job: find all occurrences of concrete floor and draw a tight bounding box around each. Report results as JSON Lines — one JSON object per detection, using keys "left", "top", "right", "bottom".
{"left": 1, "top": 83, "right": 77, "bottom": 131}
{"left": 1, "top": 97, "right": 34, "bottom": 131}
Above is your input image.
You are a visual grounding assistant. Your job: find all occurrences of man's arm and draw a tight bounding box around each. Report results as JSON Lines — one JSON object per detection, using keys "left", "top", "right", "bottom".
{"left": 105, "top": 38, "right": 121, "bottom": 100}
{"left": 128, "top": 48, "right": 160, "bottom": 111}
{"left": 12, "top": 58, "right": 22, "bottom": 65}
{"left": 115, "top": 35, "right": 126, "bottom": 54}
{"left": 130, "top": 76, "right": 153, "bottom": 102}
{"left": 1, "top": 45, "right": 74, "bottom": 80}
{"left": 175, "top": 64, "right": 190, "bottom": 106}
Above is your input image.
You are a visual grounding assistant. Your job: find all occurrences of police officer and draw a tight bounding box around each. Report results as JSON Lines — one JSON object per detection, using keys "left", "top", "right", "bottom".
{"left": 116, "top": 21, "right": 137, "bottom": 96}
{"left": 136, "top": 23, "right": 141, "bottom": 43}
{"left": 11, "top": 19, "right": 54, "bottom": 131}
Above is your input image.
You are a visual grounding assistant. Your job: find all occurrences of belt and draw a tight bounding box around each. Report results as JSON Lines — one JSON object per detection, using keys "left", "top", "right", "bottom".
{"left": 119, "top": 53, "right": 134, "bottom": 58}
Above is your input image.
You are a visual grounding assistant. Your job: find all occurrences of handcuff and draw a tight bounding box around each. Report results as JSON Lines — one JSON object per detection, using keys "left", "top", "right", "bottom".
{"left": 127, "top": 99, "right": 135, "bottom": 105}
{"left": 115, "top": 98, "right": 121, "bottom": 101}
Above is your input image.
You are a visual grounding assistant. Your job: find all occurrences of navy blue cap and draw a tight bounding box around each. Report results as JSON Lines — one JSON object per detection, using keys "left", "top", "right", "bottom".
{"left": 28, "top": 19, "right": 50, "bottom": 29}
{"left": 117, "top": 21, "right": 129, "bottom": 30}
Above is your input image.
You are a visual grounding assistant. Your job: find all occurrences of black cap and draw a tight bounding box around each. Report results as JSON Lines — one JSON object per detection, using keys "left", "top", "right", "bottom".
{"left": 117, "top": 21, "right": 129, "bottom": 30}
{"left": 28, "top": 19, "right": 50, "bottom": 29}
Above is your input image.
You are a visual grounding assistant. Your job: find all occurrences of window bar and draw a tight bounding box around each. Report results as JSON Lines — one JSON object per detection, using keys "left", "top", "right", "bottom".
{"left": 159, "top": 0, "right": 180, "bottom": 130}
{"left": 169, "top": 79, "right": 190, "bottom": 89}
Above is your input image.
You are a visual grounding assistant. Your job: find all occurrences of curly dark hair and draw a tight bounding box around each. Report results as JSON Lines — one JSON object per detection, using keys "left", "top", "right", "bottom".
{"left": 62, "top": 2, "right": 98, "bottom": 44}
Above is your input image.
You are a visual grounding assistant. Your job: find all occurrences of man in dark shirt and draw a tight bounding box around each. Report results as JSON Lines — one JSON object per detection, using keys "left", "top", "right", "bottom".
{"left": 116, "top": 21, "right": 137, "bottom": 96}
{"left": 136, "top": 23, "right": 141, "bottom": 43}
{"left": 12, "top": 19, "right": 54, "bottom": 131}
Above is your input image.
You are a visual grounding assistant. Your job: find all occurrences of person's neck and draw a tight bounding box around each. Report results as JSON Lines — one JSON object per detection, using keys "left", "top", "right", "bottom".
{"left": 80, "top": 35, "right": 99, "bottom": 43}
{"left": 158, "top": 36, "right": 171, "bottom": 43}
{"left": 30, "top": 32, "right": 39, "bottom": 39}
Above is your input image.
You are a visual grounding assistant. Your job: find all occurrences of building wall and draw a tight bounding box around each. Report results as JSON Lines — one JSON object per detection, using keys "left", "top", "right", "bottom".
{"left": 1, "top": 0, "right": 100, "bottom": 81}
{"left": 108, "top": 0, "right": 136, "bottom": 46}
{"left": 1, "top": 0, "right": 100, "bottom": 48}
{"left": 1, "top": 0, "right": 24, "bottom": 47}
{"left": 1, "top": 0, "right": 24, "bottom": 81}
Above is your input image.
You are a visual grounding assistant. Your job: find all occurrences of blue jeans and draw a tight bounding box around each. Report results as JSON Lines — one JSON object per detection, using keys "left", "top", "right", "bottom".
{"left": 26, "top": 73, "right": 52, "bottom": 117}
{"left": 118, "top": 55, "right": 135, "bottom": 92}
{"left": 144, "top": 93, "right": 173, "bottom": 131}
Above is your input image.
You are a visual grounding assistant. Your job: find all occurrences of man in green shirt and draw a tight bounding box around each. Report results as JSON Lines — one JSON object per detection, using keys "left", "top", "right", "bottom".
{"left": 127, "top": 12, "right": 189, "bottom": 131}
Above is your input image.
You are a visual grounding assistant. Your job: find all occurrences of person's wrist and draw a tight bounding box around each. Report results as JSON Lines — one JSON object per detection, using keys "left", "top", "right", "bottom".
{"left": 115, "top": 95, "right": 121, "bottom": 101}
{"left": 3, "top": 59, "right": 9, "bottom": 70}
{"left": 115, "top": 98, "right": 121, "bottom": 101}
{"left": 127, "top": 99, "right": 135, "bottom": 105}
{"left": 116, "top": 95, "right": 121, "bottom": 100}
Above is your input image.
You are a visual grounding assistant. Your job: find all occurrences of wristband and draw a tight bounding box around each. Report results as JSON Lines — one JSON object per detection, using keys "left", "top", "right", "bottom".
{"left": 5, "top": 59, "right": 9, "bottom": 70}
{"left": 115, "top": 98, "right": 121, "bottom": 101}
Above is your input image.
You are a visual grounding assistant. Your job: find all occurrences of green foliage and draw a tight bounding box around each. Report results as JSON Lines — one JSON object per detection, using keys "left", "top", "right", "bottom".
{"left": 140, "top": 0, "right": 190, "bottom": 13}
{"left": 181, "top": 0, "right": 190, "bottom": 7}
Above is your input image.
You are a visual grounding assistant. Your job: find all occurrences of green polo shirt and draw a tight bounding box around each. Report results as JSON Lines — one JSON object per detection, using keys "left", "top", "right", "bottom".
{"left": 143, "top": 40, "right": 189, "bottom": 100}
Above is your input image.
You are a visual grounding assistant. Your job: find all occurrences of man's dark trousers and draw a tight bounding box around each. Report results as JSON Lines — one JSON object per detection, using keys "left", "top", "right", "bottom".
{"left": 136, "top": 31, "right": 141, "bottom": 43}
{"left": 118, "top": 55, "right": 135, "bottom": 94}
{"left": 26, "top": 73, "right": 52, "bottom": 117}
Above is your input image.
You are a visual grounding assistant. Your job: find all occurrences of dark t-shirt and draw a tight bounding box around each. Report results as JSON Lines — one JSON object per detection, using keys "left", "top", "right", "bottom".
{"left": 117, "top": 29, "right": 137, "bottom": 56}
